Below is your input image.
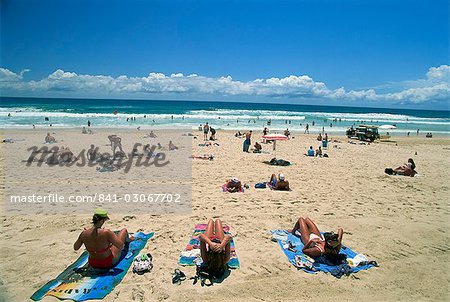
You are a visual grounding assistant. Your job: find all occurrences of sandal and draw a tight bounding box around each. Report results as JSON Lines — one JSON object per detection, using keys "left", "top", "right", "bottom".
{"left": 172, "top": 269, "right": 186, "bottom": 285}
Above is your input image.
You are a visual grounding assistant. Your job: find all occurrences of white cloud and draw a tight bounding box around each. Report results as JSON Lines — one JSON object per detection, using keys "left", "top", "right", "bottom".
{"left": 0, "top": 68, "right": 29, "bottom": 82}
{"left": 426, "top": 65, "right": 450, "bottom": 81}
{"left": 0, "top": 65, "right": 449, "bottom": 106}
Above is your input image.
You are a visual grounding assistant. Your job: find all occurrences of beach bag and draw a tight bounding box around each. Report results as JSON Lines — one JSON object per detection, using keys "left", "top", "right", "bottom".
{"left": 255, "top": 182, "right": 267, "bottom": 189}
{"left": 133, "top": 253, "right": 153, "bottom": 275}
{"left": 385, "top": 168, "right": 394, "bottom": 175}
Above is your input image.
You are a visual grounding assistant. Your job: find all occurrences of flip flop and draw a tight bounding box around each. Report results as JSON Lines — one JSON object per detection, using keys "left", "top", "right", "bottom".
{"left": 172, "top": 269, "right": 186, "bottom": 285}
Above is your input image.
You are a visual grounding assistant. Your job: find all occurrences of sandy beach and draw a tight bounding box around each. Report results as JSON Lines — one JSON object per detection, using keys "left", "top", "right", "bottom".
{"left": 0, "top": 128, "right": 449, "bottom": 302}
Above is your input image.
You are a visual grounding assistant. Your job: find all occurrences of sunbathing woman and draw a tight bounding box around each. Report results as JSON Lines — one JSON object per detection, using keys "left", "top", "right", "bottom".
{"left": 199, "top": 219, "right": 232, "bottom": 277}
{"left": 292, "top": 217, "right": 343, "bottom": 259}
{"left": 225, "top": 178, "right": 242, "bottom": 192}
{"left": 269, "top": 173, "right": 290, "bottom": 190}
{"left": 393, "top": 158, "right": 416, "bottom": 177}
{"left": 73, "top": 209, "right": 134, "bottom": 269}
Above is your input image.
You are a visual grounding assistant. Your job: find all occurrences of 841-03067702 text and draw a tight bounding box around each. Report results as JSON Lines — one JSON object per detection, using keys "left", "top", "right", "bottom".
{"left": 9, "top": 193, "right": 182, "bottom": 203}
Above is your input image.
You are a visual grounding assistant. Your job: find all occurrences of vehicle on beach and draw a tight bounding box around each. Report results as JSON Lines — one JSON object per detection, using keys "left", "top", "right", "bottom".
{"left": 346, "top": 124, "right": 380, "bottom": 142}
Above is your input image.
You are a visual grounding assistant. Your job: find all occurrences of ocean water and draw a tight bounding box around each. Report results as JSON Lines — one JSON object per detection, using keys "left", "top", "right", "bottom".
{"left": 1, "top": 97, "right": 449, "bottom": 135}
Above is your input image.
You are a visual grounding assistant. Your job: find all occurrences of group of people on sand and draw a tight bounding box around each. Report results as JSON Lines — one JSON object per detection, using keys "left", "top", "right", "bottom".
{"left": 225, "top": 173, "right": 290, "bottom": 192}
{"left": 317, "top": 133, "right": 329, "bottom": 142}
{"left": 76, "top": 209, "right": 342, "bottom": 274}
{"left": 82, "top": 127, "right": 93, "bottom": 134}
{"left": 201, "top": 123, "right": 217, "bottom": 141}
{"left": 306, "top": 146, "right": 327, "bottom": 157}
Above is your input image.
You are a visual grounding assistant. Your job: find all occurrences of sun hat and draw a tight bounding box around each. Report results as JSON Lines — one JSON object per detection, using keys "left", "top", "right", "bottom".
{"left": 94, "top": 208, "right": 109, "bottom": 219}
{"left": 278, "top": 173, "right": 285, "bottom": 181}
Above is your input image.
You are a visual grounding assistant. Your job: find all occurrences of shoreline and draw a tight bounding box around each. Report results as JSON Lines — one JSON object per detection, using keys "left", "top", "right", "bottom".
{"left": 2, "top": 126, "right": 450, "bottom": 138}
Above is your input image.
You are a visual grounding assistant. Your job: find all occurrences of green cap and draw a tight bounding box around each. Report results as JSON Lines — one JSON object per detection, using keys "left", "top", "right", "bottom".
{"left": 94, "top": 208, "right": 109, "bottom": 219}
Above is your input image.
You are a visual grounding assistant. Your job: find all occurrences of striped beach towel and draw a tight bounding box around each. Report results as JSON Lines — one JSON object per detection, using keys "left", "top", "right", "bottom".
{"left": 179, "top": 224, "right": 240, "bottom": 269}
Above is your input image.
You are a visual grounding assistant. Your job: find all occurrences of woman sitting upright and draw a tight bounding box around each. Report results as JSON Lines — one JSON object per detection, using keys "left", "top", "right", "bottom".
{"left": 73, "top": 209, "right": 134, "bottom": 269}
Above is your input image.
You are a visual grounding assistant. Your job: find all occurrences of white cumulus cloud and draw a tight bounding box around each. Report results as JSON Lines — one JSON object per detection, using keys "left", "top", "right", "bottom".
{"left": 0, "top": 65, "right": 449, "bottom": 106}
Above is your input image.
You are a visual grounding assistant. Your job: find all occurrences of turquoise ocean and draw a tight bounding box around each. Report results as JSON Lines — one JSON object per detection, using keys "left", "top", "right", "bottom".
{"left": 1, "top": 97, "right": 449, "bottom": 136}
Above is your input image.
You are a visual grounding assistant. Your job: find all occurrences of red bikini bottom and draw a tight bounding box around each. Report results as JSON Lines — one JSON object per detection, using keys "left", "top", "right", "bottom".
{"left": 88, "top": 253, "right": 114, "bottom": 269}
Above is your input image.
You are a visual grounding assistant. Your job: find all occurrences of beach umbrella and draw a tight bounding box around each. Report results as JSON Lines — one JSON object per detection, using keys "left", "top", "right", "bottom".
{"left": 379, "top": 124, "right": 397, "bottom": 130}
{"left": 262, "top": 134, "right": 288, "bottom": 154}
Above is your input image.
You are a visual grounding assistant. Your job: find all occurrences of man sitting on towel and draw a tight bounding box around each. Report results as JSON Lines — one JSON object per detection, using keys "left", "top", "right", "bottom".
{"left": 269, "top": 173, "right": 290, "bottom": 191}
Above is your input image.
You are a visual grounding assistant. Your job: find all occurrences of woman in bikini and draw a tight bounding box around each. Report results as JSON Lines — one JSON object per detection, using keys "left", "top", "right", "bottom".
{"left": 393, "top": 158, "right": 416, "bottom": 177}
{"left": 73, "top": 209, "right": 134, "bottom": 269}
{"left": 199, "top": 219, "right": 232, "bottom": 277}
{"left": 292, "top": 217, "right": 343, "bottom": 258}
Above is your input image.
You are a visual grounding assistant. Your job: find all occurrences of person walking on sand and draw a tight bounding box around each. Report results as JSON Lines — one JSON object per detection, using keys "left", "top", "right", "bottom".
{"left": 243, "top": 130, "right": 252, "bottom": 152}
{"left": 304, "top": 124, "right": 309, "bottom": 134}
{"left": 73, "top": 209, "right": 134, "bottom": 269}
{"left": 203, "top": 123, "right": 210, "bottom": 141}
{"left": 108, "top": 135, "right": 123, "bottom": 154}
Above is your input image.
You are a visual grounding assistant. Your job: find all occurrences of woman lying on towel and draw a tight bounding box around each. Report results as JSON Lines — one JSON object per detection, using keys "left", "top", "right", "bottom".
{"left": 269, "top": 173, "right": 290, "bottom": 190}
{"left": 292, "top": 217, "right": 343, "bottom": 259}
{"left": 393, "top": 158, "right": 417, "bottom": 177}
{"left": 199, "top": 219, "right": 232, "bottom": 278}
{"left": 74, "top": 209, "right": 134, "bottom": 269}
{"left": 225, "top": 177, "right": 242, "bottom": 192}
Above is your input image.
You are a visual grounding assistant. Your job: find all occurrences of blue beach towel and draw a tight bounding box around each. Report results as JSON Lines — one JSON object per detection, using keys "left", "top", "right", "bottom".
{"left": 31, "top": 232, "right": 154, "bottom": 301}
{"left": 271, "top": 230, "right": 376, "bottom": 278}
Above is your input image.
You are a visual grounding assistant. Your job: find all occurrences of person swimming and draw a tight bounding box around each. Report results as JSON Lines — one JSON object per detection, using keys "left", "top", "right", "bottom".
{"left": 199, "top": 219, "right": 232, "bottom": 278}
{"left": 73, "top": 209, "right": 134, "bottom": 269}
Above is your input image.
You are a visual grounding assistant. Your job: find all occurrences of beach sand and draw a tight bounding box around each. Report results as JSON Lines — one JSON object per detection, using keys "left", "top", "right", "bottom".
{"left": 0, "top": 128, "right": 449, "bottom": 302}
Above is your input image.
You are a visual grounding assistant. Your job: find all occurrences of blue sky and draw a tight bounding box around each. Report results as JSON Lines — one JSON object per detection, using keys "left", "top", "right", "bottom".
{"left": 1, "top": 0, "right": 449, "bottom": 109}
